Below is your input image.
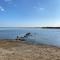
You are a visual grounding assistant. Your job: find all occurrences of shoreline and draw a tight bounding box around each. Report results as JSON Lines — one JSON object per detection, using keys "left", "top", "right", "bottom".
{"left": 0, "top": 39, "right": 60, "bottom": 48}
{"left": 0, "top": 39, "right": 60, "bottom": 60}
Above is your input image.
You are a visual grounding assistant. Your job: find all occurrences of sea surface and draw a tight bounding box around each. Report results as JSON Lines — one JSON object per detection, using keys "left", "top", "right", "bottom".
{"left": 0, "top": 27, "right": 60, "bottom": 47}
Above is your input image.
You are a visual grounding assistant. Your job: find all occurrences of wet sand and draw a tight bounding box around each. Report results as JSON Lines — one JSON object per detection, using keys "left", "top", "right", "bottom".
{"left": 0, "top": 40, "right": 60, "bottom": 60}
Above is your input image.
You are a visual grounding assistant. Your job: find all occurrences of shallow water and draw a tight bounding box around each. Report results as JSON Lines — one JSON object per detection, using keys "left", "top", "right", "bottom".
{"left": 0, "top": 27, "right": 60, "bottom": 47}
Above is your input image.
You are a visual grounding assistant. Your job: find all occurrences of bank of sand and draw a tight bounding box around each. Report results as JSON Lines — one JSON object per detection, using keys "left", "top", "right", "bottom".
{"left": 0, "top": 40, "right": 60, "bottom": 60}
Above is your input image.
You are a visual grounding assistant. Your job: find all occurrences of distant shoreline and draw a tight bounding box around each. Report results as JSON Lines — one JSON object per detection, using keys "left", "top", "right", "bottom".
{"left": 0, "top": 27, "right": 60, "bottom": 29}
{"left": 41, "top": 27, "right": 60, "bottom": 29}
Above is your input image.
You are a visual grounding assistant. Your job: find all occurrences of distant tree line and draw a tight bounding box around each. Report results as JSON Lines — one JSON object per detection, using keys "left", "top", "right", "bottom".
{"left": 41, "top": 27, "right": 60, "bottom": 29}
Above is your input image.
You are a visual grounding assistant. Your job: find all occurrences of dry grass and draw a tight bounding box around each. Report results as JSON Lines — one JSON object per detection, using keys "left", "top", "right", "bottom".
{"left": 0, "top": 40, "right": 60, "bottom": 60}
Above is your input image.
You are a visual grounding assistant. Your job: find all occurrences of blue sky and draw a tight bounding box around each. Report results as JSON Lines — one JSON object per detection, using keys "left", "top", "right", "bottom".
{"left": 0, "top": 0, "right": 60, "bottom": 27}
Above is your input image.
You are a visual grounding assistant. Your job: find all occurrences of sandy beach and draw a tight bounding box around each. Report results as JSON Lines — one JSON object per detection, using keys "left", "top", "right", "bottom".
{"left": 0, "top": 40, "right": 60, "bottom": 60}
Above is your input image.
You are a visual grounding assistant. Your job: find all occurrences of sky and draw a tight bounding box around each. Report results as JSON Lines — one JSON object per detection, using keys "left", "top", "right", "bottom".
{"left": 0, "top": 0, "right": 60, "bottom": 27}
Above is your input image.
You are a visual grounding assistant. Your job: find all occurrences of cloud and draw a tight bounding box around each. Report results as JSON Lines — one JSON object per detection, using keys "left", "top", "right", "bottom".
{"left": 4, "top": 0, "right": 12, "bottom": 2}
{"left": 14, "top": 4, "right": 17, "bottom": 7}
{"left": 33, "top": 6, "right": 37, "bottom": 9}
{"left": 39, "top": 8, "right": 44, "bottom": 10}
{"left": 34, "top": 6, "right": 45, "bottom": 11}
{"left": 0, "top": 6, "right": 5, "bottom": 12}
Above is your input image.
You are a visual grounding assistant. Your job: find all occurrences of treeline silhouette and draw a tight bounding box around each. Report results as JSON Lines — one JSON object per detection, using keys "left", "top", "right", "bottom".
{"left": 42, "top": 27, "right": 60, "bottom": 29}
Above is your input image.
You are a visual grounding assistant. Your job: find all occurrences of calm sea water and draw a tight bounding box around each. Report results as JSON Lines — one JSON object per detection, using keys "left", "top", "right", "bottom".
{"left": 0, "top": 27, "right": 60, "bottom": 47}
